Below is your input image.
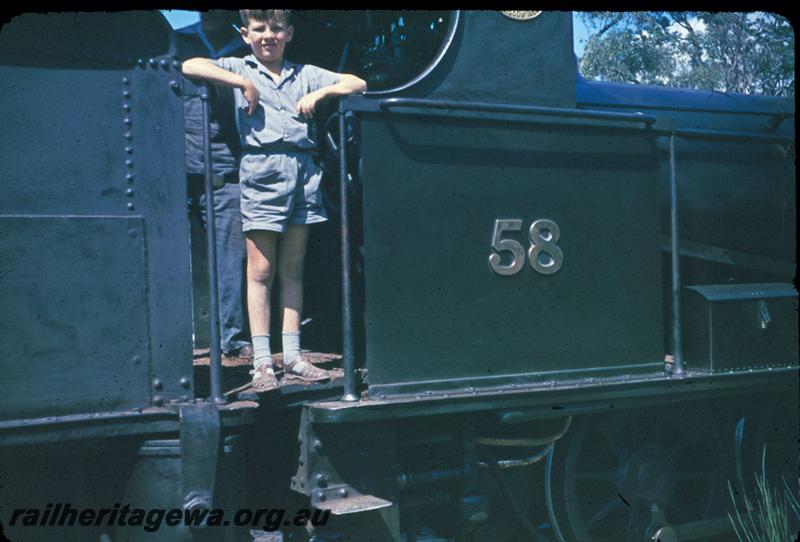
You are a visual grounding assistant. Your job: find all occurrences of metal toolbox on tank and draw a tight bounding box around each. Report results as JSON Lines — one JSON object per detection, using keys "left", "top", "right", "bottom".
{"left": 682, "top": 283, "right": 799, "bottom": 372}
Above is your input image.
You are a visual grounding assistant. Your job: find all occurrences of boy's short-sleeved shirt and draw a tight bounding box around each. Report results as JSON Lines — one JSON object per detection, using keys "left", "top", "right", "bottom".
{"left": 212, "top": 54, "right": 341, "bottom": 151}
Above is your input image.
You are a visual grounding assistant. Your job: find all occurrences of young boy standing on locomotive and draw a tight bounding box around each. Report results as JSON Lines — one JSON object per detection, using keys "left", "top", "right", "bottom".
{"left": 182, "top": 9, "right": 367, "bottom": 391}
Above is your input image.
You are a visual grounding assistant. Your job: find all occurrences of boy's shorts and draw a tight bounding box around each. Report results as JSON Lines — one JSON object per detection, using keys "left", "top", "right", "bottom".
{"left": 239, "top": 148, "right": 328, "bottom": 233}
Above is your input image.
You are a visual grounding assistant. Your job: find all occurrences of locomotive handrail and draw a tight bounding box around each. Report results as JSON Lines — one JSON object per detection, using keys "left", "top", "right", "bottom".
{"left": 578, "top": 100, "right": 794, "bottom": 120}
{"left": 377, "top": 98, "right": 795, "bottom": 144}
{"left": 668, "top": 134, "right": 685, "bottom": 375}
{"left": 339, "top": 100, "right": 358, "bottom": 402}
{"left": 201, "top": 85, "right": 225, "bottom": 404}
{"left": 378, "top": 97, "right": 659, "bottom": 126}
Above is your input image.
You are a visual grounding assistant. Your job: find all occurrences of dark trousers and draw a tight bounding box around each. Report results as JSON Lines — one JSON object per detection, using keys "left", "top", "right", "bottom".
{"left": 188, "top": 177, "right": 249, "bottom": 353}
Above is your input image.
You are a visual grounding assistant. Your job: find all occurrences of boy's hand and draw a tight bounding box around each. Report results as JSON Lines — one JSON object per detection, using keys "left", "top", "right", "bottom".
{"left": 296, "top": 90, "right": 324, "bottom": 119}
{"left": 243, "top": 80, "right": 260, "bottom": 115}
{"left": 294, "top": 75, "right": 367, "bottom": 118}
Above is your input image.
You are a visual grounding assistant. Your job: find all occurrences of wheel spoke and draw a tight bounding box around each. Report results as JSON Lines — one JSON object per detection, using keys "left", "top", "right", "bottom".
{"left": 587, "top": 496, "right": 625, "bottom": 526}
{"left": 626, "top": 505, "right": 649, "bottom": 542}
{"left": 601, "top": 431, "right": 629, "bottom": 463}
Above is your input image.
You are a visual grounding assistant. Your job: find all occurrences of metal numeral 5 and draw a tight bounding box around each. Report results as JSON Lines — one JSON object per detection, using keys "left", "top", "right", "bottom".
{"left": 488, "top": 218, "right": 563, "bottom": 276}
{"left": 488, "top": 219, "right": 525, "bottom": 276}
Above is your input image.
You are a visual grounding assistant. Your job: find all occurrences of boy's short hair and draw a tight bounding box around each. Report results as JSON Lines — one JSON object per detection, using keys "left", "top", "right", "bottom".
{"left": 239, "top": 10, "right": 292, "bottom": 27}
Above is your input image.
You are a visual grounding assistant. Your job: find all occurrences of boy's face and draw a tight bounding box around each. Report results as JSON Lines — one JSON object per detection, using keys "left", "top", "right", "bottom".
{"left": 240, "top": 14, "right": 293, "bottom": 66}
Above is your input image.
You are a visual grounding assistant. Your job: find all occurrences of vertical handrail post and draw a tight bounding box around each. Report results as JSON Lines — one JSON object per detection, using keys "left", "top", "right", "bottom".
{"left": 670, "top": 132, "right": 686, "bottom": 376}
{"left": 201, "top": 85, "right": 225, "bottom": 403}
{"left": 339, "top": 100, "right": 359, "bottom": 402}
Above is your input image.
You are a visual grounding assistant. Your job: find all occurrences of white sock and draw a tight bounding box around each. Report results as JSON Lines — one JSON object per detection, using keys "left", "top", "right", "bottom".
{"left": 282, "top": 330, "right": 301, "bottom": 367}
{"left": 252, "top": 335, "right": 273, "bottom": 372}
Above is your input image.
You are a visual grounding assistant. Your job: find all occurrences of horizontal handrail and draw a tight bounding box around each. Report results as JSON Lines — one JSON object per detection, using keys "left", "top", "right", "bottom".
{"left": 378, "top": 97, "right": 658, "bottom": 125}
{"left": 377, "top": 98, "right": 795, "bottom": 144}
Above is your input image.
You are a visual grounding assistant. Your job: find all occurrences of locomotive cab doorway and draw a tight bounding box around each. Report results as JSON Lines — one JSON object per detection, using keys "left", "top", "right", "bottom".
{"left": 188, "top": 10, "right": 457, "bottom": 362}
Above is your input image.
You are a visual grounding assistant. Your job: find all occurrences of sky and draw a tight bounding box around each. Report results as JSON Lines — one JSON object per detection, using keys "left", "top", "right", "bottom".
{"left": 161, "top": 10, "right": 594, "bottom": 57}
{"left": 161, "top": 9, "right": 198, "bottom": 29}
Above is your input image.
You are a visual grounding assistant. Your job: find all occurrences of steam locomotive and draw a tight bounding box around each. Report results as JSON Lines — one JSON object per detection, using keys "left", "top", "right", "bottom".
{"left": 0, "top": 11, "right": 795, "bottom": 542}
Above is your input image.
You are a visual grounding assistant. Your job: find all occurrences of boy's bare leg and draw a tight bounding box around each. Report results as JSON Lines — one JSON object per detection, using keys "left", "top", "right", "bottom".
{"left": 246, "top": 230, "right": 278, "bottom": 336}
{"left": 277, "top": 225, "right": 328, "bottom": 381}
{"left": 277, "top": 224, "right": 309, "bottom": 334}
{"left": 246, "top": 231, "right": 279, "bottom": 389}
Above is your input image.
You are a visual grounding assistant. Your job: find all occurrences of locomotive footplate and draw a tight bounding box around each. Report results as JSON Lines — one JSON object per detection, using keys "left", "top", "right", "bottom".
{"left": 192, "top": 349, "right": 346, "bottom": 401}
{"left": 304, "top": 366, "right": 797, "bottom": 424}
{"left": 0, "top": 400, "right": 257, "bottom": 448}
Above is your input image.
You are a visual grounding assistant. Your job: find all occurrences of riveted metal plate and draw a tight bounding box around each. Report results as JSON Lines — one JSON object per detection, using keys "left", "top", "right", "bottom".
{"left": 0, "top": 216, "right": 150, "bottom": 419}
{"left": 358, "top": 111, "right": 662, "bottom": 397}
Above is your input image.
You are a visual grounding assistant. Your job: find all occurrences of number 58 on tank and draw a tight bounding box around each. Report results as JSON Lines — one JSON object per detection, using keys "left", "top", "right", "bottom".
{"left": 488, "top": 218, "right": 563, "bottom": 276}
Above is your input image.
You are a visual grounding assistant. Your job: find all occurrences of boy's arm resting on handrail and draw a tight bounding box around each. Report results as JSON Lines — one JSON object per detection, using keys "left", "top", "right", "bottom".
{"left": 181, "top": 58, "right": 260, "bottom": 115}
{"left": 296, "top": 74, "right": 368, "bottom": 118}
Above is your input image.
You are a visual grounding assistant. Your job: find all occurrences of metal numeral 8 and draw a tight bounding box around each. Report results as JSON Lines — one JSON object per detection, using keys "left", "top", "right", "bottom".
{"left": 527, "top": 219, "right": 563, "bottom": 274}
{"left": 488, "top": 218, "right": 563, "bottom": 276}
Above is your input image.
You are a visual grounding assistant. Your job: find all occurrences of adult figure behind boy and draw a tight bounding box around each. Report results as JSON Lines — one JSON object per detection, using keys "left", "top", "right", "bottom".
{"left": 182, "top": 9, "right": 367, "bottom": 391}
{"left": 176, "top": 10, "right": 253, "bottom": 361}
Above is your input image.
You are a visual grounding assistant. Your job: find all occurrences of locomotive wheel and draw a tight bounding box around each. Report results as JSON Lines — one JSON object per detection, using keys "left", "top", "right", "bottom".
{"left": 549, "top": 404, "right": 726, "bottom": 542}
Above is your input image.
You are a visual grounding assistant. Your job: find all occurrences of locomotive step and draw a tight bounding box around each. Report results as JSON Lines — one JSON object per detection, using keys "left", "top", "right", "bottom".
{"left": 192, "top": 349, "right": 344, "bottom": 399}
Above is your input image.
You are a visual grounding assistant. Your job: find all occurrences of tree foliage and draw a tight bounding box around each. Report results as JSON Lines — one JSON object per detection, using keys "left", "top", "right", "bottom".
{"left": 578, "top": 12, "right": 794, "bottom": 97}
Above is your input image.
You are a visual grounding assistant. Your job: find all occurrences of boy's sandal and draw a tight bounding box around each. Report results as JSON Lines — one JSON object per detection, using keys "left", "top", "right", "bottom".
{"left": 285, "top": 359, "right": 330, "bottom": 382}
{"left": 249, "top": 365, "right": 278, "bottom": 392}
